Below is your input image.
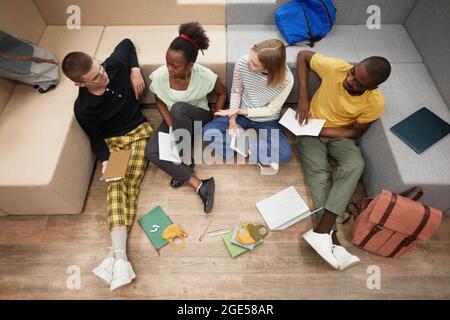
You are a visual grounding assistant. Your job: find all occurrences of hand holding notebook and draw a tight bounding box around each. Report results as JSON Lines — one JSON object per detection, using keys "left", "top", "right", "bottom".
{"left": 279, "top": 108, "right": 325, "bottom": 136}
{"left": 101, "top": 149, "right": 132, "bottom": 182}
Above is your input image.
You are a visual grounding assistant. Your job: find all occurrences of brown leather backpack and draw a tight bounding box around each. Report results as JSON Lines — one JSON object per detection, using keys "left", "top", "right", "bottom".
{"left": 351, "top": 187, "right": 442, "bottom": 258}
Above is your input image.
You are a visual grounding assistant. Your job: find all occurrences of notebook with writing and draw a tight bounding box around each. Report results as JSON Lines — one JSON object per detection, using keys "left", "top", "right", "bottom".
{"left": 390, "top": 107, "right": 450, "bottom": 154}
{"left": 101, "top": 149, "right": 132, "bottom": 181}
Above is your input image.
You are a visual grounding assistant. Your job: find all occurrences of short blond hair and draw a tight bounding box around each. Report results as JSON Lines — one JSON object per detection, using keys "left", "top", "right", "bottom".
{"left": 252, "top": 39, "right": 286, "bottom": 88}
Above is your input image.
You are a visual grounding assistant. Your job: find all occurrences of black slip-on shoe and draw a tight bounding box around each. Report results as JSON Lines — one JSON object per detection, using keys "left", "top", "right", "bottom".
{"left": 169, "top": 162, "right": 196, "bottom": 188}
{"left": 197, "top": 177, "right": 215, "bottom": 213}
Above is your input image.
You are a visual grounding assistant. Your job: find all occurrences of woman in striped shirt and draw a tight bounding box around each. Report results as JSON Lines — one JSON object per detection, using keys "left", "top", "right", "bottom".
{"left": 203, "top": 39, "right": 294, "bottom": 171}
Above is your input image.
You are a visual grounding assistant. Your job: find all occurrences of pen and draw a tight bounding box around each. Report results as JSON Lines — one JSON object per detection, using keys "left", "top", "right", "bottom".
{"left": 310, "top": 207, "right": 323, "bottom": 214}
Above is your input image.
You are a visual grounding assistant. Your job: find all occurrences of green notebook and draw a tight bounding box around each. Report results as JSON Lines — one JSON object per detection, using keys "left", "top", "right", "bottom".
{"left": 223, "top": 232, "right": 263, "bottom": 258}
{"left": 139, "top": 206, "right": 173, "bottom": 251}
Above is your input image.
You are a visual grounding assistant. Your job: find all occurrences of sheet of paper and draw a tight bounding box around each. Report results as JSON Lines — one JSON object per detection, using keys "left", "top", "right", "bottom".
{"left": 279, "top": 108, "right": 325, "bottom": 136}
{"left": 256, "top": 186, "right": 311, "bottom": 231}
{"left": 158, "top": 132, "right": 182, "bottom": 164}
{"left": 230, "top": 134, "right": 248, "bottom": 157}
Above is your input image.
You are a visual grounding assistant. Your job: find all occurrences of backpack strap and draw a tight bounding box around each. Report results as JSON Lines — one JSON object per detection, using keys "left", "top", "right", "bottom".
{"left": 358, "top": 192, "right": 397, "bottom": 247}
{"left": 387, "top": 204, "right": 430, "bottom": 257}
{"left": 0, "top": 51, "right": 57, "bottom": 64}
{"left": 399, "top": 186, "right": 423, "bottom": 201}
{"left": 299, "top": 2, "right": 316, "bottom": 47}
{"left": 317, "top": 0, "right": 334, "bottom": 30}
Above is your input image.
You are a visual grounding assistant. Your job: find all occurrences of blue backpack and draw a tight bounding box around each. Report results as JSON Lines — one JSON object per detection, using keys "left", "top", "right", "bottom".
{"left": 275, "top": 0, "right": 336, "bottom": 47}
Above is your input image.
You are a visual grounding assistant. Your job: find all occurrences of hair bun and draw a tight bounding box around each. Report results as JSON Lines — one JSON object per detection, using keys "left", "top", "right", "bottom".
{"left": 179, "top": 22, "right": 210, "bottom": 51}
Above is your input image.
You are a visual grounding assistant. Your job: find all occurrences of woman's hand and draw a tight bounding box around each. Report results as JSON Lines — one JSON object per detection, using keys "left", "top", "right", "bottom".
{"left": 215, "top": 108, "right": 240, "bottom": 118}
{"left": 228, "top": 118, "right": 239, "bottom": 137}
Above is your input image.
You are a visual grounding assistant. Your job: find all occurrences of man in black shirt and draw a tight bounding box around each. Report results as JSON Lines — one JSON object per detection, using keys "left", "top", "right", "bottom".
{"left": 62, "top": 39, "right": 153, "bottom": 291}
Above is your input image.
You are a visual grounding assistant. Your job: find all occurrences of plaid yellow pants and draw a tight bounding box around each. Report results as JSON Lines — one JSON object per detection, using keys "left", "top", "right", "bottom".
{"left": 105, "top": 121, "right": 153, "bottom": 230}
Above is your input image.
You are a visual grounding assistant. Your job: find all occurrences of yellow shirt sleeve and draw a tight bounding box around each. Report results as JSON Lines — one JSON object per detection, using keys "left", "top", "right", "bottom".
{"left": 310, "top": 53, "right": 351, "bottom": 79}
{"left": 356, "top": 93, "right": 386, "bottom": 123}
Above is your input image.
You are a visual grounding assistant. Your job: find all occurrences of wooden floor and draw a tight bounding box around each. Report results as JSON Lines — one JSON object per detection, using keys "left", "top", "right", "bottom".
{"left": 1, "top": 108, "right": 449, "bottom": 300}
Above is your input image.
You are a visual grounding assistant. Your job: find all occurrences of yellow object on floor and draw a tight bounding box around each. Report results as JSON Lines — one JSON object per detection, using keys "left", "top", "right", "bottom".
{"left": 236, "top": 223, "right": 269, "bottom": 245}
{"left": 162, "top": 224, "right": 188, "bottom": 251}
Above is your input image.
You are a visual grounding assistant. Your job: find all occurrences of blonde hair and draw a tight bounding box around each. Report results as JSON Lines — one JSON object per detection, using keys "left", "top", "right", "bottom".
{"left": 252, "top": 39, "right": 286, "bottom": 88}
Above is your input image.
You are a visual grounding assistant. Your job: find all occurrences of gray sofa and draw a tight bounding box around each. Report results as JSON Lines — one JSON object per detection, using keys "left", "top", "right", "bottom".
{"left": 226, "top": 0, "right": 450, "bottom": 211}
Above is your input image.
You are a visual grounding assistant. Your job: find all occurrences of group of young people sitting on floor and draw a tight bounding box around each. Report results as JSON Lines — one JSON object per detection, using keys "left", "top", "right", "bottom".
{"left": 61, "top": 21, "right": 391, "bottom": 291}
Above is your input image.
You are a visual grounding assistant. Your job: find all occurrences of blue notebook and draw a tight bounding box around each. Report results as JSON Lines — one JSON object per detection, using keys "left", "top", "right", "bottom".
{"left": 390, "top": 107, "right": 450, "bottom": 154}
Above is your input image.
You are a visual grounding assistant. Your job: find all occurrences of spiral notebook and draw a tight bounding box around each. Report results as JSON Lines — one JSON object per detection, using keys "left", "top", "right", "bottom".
{"left": 256, "top": 186, "right": 312, "bottom": 231}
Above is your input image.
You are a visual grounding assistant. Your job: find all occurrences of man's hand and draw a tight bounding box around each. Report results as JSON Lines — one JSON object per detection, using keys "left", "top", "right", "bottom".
{"left": 215, "top": 108, "right": 240, "bottom": 118}
{"left": 101, "top": 161, "right": 108, "bottom": 175}
{"left": 101, "top": 160, "right": 123, "bottom": 182}
{"left": 296, "top": 97, "right": 310, "bottom": 125}
{"left": 130, "top": 67, "right": 145, "bottom": 100}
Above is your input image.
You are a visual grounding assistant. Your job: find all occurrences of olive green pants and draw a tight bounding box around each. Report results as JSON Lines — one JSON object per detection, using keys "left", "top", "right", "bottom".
{"left": 296, "top": 136, "right": 365, "bottom": 221}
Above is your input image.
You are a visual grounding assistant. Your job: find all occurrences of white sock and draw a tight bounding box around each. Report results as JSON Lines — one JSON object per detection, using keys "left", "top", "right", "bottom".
{"left": 111, "top": 229, "right": 128, "bottom": 261}
{"left": 196, "top": 182, "right": 203, "bottom": 193}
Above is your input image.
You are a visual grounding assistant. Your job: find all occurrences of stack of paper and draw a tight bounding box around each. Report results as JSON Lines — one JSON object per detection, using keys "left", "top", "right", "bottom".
{"left": 279, "top": 108, "right": 325, "bottom": 136}
{"left": 256, "top": 186, "right": 312, "bottom": 231}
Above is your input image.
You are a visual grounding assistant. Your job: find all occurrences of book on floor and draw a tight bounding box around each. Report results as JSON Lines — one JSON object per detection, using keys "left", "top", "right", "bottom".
{"left": 279, "top": 108, "right": 325, "bottom": 136}
{"left": 101, "top": 149, "right": 132, "bottom": 181}
{"left": 223, "top": 231, "right": 263, "bottom": 258}
{"left": 256, "top": 186, "right": 312, "bottom": 231}
{"left": 138, "top": 206, "right": 173, "bottom": 252}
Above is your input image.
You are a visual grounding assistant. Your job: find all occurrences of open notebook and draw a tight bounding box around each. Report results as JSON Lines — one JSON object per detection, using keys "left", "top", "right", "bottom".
{"left": 256, "top": 186, "right": 313, "bottom": 231}
{"left": 158, "top": 131, "right": 182, "bottom": 163}
{"left": 279, "top": 108, "right": 325, "bottom": 136}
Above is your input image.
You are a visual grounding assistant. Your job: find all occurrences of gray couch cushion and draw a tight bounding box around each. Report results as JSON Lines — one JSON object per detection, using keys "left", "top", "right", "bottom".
{"left": 360, "top": 63, "right": 450, "bottom": 210}
{"left": 227, "top": 24, "right": 422, "bottom": 102}
{"left": 227, "top": 0, "right": 418, "bottom": 25}
{"left": 405, "top": 0, "right": 450, "bottom": 109}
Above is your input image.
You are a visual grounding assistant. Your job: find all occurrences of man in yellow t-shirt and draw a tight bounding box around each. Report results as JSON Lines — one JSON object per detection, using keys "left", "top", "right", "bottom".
{"left": 295, "top": 51, "right": 391, "bottom": 270}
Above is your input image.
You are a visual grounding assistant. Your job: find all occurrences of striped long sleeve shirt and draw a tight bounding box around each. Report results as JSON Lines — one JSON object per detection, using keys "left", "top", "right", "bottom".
{"left": 230, "top": 54, "right": 294, "bottom": 122}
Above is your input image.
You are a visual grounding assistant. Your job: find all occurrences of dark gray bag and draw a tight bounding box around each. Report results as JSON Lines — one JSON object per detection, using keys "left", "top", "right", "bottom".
{"left": 0, "top": 31, "right": 60, "bottom": 93}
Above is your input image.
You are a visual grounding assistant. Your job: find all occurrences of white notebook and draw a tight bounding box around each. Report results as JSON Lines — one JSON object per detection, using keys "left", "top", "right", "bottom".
{"left": 158, "top": 132, "right": 182, "bottom": 164}
{"left": 230, "top": 134, "right": 248, "bottom": 157}
{"left": 279, "top": 108, "right": 325, "bottom": 136}
{"left": 256, "top": 186, "right": 312, "bottom": 231}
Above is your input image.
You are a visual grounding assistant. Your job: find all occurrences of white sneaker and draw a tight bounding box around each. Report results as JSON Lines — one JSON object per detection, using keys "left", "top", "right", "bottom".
{"left": 303, "top": 229, "right": 339, "bottom": 270}
{"left": 257, "top": 162, "right": 279, "bottom": 176}
{"left": 92, "top": 257, "right": 115, "bottom": 286}
{"left": 332, "top": 245, "right": 360, "bottom": 270}
{"left": 270, "top": 162, "right": 279, "bottom": 172}
{"left": 110, "top": 259, "right": 136, "bottom": 291}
